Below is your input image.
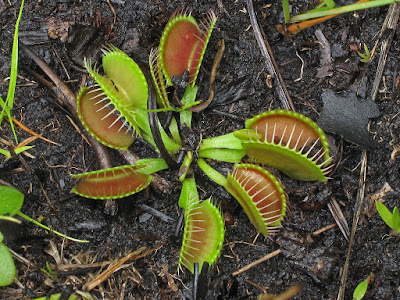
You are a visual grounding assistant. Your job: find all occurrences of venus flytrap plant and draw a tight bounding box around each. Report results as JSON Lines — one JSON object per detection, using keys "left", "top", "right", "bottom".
{"left": 233, "top": 109, "right": 333, "bottom": 181}
{"left": 197, "top": 159, "right": 287, "bottom": 237}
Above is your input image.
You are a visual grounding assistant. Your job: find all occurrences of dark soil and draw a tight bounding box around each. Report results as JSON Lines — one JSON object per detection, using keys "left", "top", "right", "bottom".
{"left": 1, "top": 0, "right": 399, "bottom": 299}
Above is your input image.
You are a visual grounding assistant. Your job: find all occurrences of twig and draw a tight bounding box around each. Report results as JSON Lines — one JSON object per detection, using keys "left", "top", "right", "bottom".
{"left": 371, "top": 3, "right": 400, "bottom": 101}
{"left": 11, "top": 116, "right": 60, "bottom": 146}
{"left": 336, "top": 151, "right": 367, "bottom": 300}
{"left": 247, "top": 0, "right": 295, "bottom": 111}
{"left": 85, "top": 246, "right": 147, "bottom": 291}
{"left": 327, "top": 198, "right": 350, "bottom": 241}
{"left": 232, "top": 248, "right": 281, "bottom": 276}
{"left": 140, "top": 204, "right": 175, "bottom": 223}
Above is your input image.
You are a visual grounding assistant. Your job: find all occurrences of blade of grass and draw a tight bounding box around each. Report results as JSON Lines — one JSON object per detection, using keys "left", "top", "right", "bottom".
{"left": 0, "top": 0, "right": 25, "bottom": 143}
{"left": 282, "top": 0, "right": 291, "bottom": 24}
{"left": 281, "top": 0, "right": 369, "bottom": 35}
{"left": 290, "top": 0, "right": 394, "bottom": 22}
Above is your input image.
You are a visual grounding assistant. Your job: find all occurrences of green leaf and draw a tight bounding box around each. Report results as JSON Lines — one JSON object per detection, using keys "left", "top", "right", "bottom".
{"left": 33, "top": 293, "right": 79, "bottom": 300}
{"left": 14, "top": 145, "right": 34, "bottom": 155}
{"left": 0, "top": 148, "right": 11, "bottom": 159}
{"left": 392, "top": 207, "right": 400, "bottom": 232}
{"left": 353, "top": 278, "right": 368, "bottom": 300}
{"left": 0, "top": 232, "right": 3, "bottom": 243}
{"left": 198, "top": 148, "right": 245, "bottom": 163}
{"left": 375, "top": 201, "right": 394, "bottom": 230}
{"left": 179, "top": 177, "right": 199, "bottom": 210}
{"left": 0, "top": 243, "right": 16, "bottom": 286}
{"left": 0, "top": 186, "right": 24, "bottom": 216}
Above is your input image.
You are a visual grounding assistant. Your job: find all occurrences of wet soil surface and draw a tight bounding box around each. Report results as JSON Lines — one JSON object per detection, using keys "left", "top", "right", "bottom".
{"left": 0, "top": 0, "right": 399, "bottom": 299}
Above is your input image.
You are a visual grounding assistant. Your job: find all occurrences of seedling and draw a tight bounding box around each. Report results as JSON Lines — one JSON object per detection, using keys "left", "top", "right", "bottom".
{"left": 375, "top": 201, "right": 400, "bottom": 234}
{"left": 71, "top": 158, "right": 168, "bottom": 200}
{"left": 197, "top": 160, "right": 287, "bottom": 237}
{"left": 357, "top": 43, "right": 371, "bottom": 63}
{"left": 0, "top": 185, "right": 87, "bottom": 286}
{"left": 233, "top": 109, "right": 332, "bottom": 181}
{"left": 353, "top": 273, "right": 374, "bottom": 300}
{"left": 178, "top": 178, "right": 224, "bottom": 273}
{"left": 40, "top": 261, "right": 58, "bottom": 281}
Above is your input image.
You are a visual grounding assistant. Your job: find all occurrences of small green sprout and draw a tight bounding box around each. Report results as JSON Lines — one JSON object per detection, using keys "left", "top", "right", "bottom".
{"left": 375, "top": 201, "right": 400, "bottom": 234}
{"left": 357, "top": 44, "right": 371, "bottom": 63}
{"left": 40, "top": 261, "right": 59, "bottom": 281}
{"left": 353, "top": 273, "right": 374, "bottom": 300}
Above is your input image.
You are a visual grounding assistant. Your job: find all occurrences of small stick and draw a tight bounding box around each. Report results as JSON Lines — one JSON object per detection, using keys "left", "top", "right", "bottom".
{"left": 312, "top": 223, "right": 336, "bottom": 235}
{"left": 85, "top": 246, "right": 147, "bottom": 291}
{"left": 232, "top": 248, "right": 281, "bottom": 276}
{"left": 11, "top": 116, "right": 60, "bottom": 146}
{"left": 140, "top": 204, "right": 175, "bottom": 223}
{"left": 247, "top": 0, "right": 295, "bottom": 112}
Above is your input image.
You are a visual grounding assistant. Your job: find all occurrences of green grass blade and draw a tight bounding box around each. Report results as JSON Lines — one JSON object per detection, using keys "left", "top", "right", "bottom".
{"left": 282, "top": 0, "right": 291, "bottom": 23}
{"left": 0, "top": 0, "right": 25, "bottom": 143}
{"left": 290, "top": 0, "right": 395, "bottom": 22}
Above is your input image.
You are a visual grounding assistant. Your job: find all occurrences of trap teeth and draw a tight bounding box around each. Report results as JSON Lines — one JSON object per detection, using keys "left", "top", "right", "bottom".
{"left": 226, "top": 163, "right": 287, "bottom": 237}
{"left": 77, "top": 86, "right": 136, "bottom": 150}
{"left": 234, "top": 109, "right": 332, "bottom": 181}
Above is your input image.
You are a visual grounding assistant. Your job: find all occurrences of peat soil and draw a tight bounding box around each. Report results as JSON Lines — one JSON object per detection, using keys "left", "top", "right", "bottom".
{"left": 0, "top": 0, "right": 399, "bottom": 299}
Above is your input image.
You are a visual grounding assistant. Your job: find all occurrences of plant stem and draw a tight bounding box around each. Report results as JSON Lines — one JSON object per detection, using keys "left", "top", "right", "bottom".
{"left": 291, "top": 0, "right": 394, "bottom": 22}
{"left": 16, "top": 212, "right": 89, "bottom": 243}
{"left": 196, "top": 159, "right": 227, "bottom": 187}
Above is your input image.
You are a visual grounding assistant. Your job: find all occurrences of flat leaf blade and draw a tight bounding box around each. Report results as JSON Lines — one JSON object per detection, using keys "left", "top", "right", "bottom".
{"left": 0, "top": 186, "right": 24, "bottom": 216}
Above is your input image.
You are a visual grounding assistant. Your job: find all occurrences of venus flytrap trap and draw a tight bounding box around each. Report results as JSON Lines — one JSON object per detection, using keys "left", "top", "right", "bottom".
{"left": 71, "top": 158, "right": 168, "bottom": 199}
{"left": 150, "top": 8, "right": 217, "bottom": 127}
{"left": 197, "top": 159, "right": 287, "bottom": 237}
{"left": 178, "top": 177, "right": 224, "bottom": 273}
{"left": 233, "top": 109, "right": 333, "bottom": 181}
{"left": 78, "top": 45, "right": 181, "bottom": 153}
